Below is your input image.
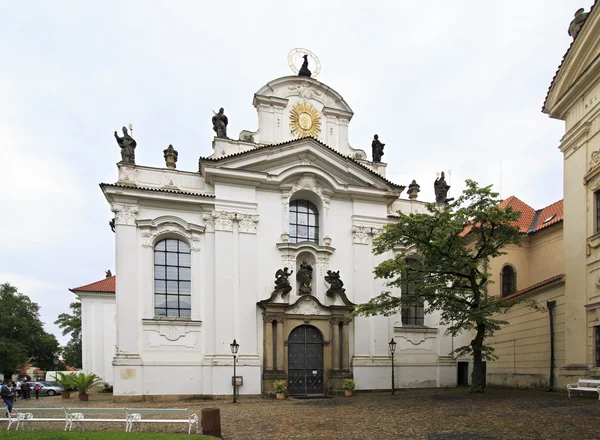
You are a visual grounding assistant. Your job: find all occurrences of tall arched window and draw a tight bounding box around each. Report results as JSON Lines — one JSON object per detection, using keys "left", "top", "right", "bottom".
{"left": 289, "top": 200, "right": 319, "bottom": 244}
{"left": 401, "top": 258, "right": 424, "bottom": 326}
{"left": 501, "top": 265, "right": 516, "bottom": 297}
{"left": 154, "top": 239, "right": 191, "bottom": 317}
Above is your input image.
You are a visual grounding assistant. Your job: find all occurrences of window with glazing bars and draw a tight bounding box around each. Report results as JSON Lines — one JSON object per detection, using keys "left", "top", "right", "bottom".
{"left": 501, "top": 265, "right": 517, "bottom": 297}
{"left": 596, "top": 191, "right": 600, "bottom": 233}
{"left": 154, "top": 239, "right": 191, "bottom": 317}
{"left": 289, "top": 200, "right": 319, "bottom": 244}
{"left": 596, "top": 326, "right": 600, "bottom": 367}
{"left": 401, "top": 258, "right": 424, "bottom": 326}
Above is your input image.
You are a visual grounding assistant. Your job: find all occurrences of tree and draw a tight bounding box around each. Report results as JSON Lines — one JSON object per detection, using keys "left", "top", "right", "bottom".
{"left": 30, "top": 333, "right": 61, "bottom": 372}
{"left": 0, "top": 283, "right": 60, "bottom": 378}
{"left": 55, "top": 301, "right": 82, "bottom": 368}
{"left": 354, "top": 180, "right": 539, "bottom": 392}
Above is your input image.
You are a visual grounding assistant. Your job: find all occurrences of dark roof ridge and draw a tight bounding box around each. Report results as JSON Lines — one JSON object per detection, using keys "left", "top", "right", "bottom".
{"left": 527, "top": 209, "right": 543, "bottom": 234}
{"left": 198, "top": 136, "right": 405, "bottom": 190}
{"left": 100, "top": 183, "right": 216, "bottom": 198}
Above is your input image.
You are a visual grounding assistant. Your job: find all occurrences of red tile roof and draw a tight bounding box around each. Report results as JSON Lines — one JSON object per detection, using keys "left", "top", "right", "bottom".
{"left": 502, "top": 274, "right": 565, "bottom": 301}
{"left": 532, "top": 199, "right": 563, "bottom": 233}
{"left": 499, "top": 196, "right": 537, "bottom": 233}
{"left": 70, "top": 276, "right": 116, "bottom": 293}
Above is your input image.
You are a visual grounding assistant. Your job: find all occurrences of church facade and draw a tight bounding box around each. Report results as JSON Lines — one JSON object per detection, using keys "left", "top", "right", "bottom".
{"left": 80, "top": 60, "right": 470, "bottom": 400}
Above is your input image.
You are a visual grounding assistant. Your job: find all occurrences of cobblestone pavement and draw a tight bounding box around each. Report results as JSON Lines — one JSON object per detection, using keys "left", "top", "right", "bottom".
{"left": 7, "top": 388, "right": 600, "bottom": 439}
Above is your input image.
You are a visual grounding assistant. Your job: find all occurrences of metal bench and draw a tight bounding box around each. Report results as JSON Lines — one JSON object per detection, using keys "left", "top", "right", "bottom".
{"left": 566, "top": 378, "right": 600, "bottom": 400}
{"left": 125, "top": 408, "right": 198, "bottom": 434}
{"left": 65, "top": 407, "right": 128, "bottom": 431}
{"left": 2, "top": 408, "right": 68, "bottom": 431}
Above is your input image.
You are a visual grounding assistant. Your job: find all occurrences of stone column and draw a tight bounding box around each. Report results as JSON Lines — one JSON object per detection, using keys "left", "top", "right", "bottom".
{"left": 342, "top": 319, "right": 351, "bottom": 371}
{"left": 263, "top": 315, "right": 274, "bottom": 371}
{"left": 276, "top": 316, "right": 285, "bottom": 371}
{"left": 331, "top": 318, "right": 340, "bottom": 371}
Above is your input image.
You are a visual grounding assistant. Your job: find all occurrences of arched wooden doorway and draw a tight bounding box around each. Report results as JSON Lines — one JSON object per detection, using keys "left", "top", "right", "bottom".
{"left": 288, "top": 325, "right": 324, "bottom": 395}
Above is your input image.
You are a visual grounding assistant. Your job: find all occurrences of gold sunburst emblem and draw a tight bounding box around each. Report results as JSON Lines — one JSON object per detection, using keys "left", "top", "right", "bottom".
{"left": 290, "top": 102, "right": 321, "bottom": 138}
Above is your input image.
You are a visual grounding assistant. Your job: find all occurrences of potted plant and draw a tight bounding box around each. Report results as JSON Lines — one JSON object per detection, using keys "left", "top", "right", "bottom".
{"left": 343, "top": 379, "right": 355, "bottom": 397}
{"left": 56, "top": 373, "right": 74, "bottom": 399}
{"left": 274, "top": 380, "right": 287, "bottom": 400}
{"left": 71, "top": 372, "right": 103, "bottom": 402}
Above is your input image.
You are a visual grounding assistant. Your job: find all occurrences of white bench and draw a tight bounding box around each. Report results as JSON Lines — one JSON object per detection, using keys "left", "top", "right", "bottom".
{"left": 4, "top": 408, "right": 68, "bottom": 431}
{"left": 65, "top": 408, "right": 128, "bottom": 431}
{"left": 126, "top": 408, "right": 198, "bottom": 434}
{"left": 566, "top": 378, "right": 600, "bottom": 400}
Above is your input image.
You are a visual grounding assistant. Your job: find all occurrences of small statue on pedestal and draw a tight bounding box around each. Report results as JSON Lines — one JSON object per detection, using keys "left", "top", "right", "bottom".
{"left": 434, "top": 171, "right": 454, "bottom": 204}
{"left": 568, "top": 8, "right": 589, "bottom": 39}
{"left": 372, "top": 134, "right": 385, "bottom": 163}
{"left": 212, "top": 108, "right": 228, "bottom": 138}
{"left": 325, "top": 270, "right": 345, "bottom": 297}
{"left": 163, "top": 144, "right": 178, "bottom": 169}
{"left": 114, "top": 126, "right": 136, "bottom": 165}
{"left": 298, "top": 54, "right": 312, "bottom": 77}
{"left": 297, "top": 261, "right": 313, "bottom": 295}
{"left": 274, "top": 267, "right": 294, "bottom": 296}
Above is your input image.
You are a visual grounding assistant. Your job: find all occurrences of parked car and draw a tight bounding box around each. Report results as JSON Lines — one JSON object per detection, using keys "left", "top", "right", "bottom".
{"left": 29, "top": 381, "right": 64, "bottom": 396}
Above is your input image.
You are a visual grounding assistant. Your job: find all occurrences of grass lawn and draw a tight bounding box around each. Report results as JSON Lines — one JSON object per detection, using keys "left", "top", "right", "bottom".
{"left": 0, "top": 432, "right": 212, "bottom": 439}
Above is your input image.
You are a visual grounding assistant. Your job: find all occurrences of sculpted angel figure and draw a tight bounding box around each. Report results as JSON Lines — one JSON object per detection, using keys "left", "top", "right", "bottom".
{"left": 296, "top": 261, "right": 313, "bottom": 295}
{"left": 275, "top": 267, "right": 293, "bottom": 288}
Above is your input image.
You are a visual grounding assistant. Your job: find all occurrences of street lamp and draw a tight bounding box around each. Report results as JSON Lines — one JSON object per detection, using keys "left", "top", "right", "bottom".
{"left": 230, "top": 339, "right": 239, "bottom": 403}
{"left": 389, "top": 338, "right": 397, "bottom": 395}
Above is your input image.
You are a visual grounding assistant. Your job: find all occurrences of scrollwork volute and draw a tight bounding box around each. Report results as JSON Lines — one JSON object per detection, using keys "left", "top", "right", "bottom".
{"left": 352, "top": 225, "right": 383, "bottom": 244}
{"left": 111, "top": 204, "right": 139, "bottom": 226}
{"left": 238, "top": 214, "right": 259, "bottom": 234}
{"left": 212, "top": 211, "right": 236, "bottom": 232}
{"left": 589, "top": 150, "right": 600, "bottom": 171}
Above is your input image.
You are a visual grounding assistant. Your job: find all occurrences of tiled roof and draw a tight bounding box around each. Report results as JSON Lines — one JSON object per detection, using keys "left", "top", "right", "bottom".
{"left": 542, "top": 1, "right": 597, "bottom": 112}
{"left": 199, "top": 137, "right": 405, "bottom": 190}
{"left": 100, "top": 183, "right": 215, "bottom": 198}
{"left": 499, "top": 196, "right": 537, "bottom": 233}
{"left": 70, "top": 276, "right": 116, "bottom": 293}
{"left": 503, "top": 274, "right": 565, "bottom": 301}
{"left": 461, "top": 196, "right": 563, "bottom": 237}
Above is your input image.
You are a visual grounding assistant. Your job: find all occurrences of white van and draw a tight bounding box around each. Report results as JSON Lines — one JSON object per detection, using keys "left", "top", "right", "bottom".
{"left": 44, "top": 371, "right": 78, "bottom": 382}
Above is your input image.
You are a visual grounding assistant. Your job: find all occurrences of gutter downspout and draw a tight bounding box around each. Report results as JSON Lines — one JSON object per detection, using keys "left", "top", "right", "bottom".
{"left": 546, "top": 300, "right": 556, "bottom": 392}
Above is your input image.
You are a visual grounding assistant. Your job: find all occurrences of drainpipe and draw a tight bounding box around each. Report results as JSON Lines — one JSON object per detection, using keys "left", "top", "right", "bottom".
{"left": 546, "top": 300, "right": 556, "bottom": 392}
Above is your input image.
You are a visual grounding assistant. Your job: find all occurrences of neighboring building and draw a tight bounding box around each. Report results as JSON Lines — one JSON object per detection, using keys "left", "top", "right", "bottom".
{"left": 70, "top": 275, "right": 116, "bottom": 385}
{"left": 485, "top": 197, "right": 566, "bottom": 387}
{"left": 543, "top": 3, "right": 600, "bottom": 384}
{"left": 79, "top": 60, "right": 472, "bottom": 400}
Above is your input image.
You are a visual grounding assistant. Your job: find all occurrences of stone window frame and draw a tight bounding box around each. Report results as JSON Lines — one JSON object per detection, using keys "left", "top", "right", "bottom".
{"left": 289, "top": 199, "right": 320, "bottom": 244}
{"left": 500, "top": 264, "right": 517, "bottom": 297}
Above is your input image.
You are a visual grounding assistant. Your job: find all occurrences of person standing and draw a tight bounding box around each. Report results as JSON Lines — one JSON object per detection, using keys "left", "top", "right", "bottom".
{"left": 21, "top": 380, "right": 31, "bottom": 400}
{"left": 34, "top": 383, "right": 41, "bottom": 400}
{"left": 15, "top": 381, "right": 21, "bottom": 400}
{"left": 1, "top": 379, "right": 15, "bottom": 417}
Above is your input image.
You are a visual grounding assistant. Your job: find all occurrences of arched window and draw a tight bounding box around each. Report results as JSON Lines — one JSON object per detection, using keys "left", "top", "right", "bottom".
{"left": 289, "top": 200, "right": 319, "bottom": 244}
{"left": 154, "top": 239, "right": 191, "bottom": 317}
{"left": 501, "top": 265, "right": 516, "bottom": 297}
{"left": 401, "top": 258, "right": 424, "bottom": 326}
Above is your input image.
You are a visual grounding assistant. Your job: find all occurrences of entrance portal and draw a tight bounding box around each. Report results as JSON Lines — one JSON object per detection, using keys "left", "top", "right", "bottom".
{"left": 288, "top": 325, "right": 324, "bottom": 394}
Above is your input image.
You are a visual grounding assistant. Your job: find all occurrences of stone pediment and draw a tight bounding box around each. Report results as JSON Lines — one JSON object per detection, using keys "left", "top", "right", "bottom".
{"left": 544, "top": 8, "right": 600, "bottom": 116}
{"left": 285, "top": 295, "right": 331, "bottom": 316}
{"left": 200, "top": 138, "right": 404, "bottom": 195}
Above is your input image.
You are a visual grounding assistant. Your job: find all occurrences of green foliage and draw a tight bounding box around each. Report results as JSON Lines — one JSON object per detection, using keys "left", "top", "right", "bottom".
{"left": 343, "top": 378, "right": 356, "bottom": 391}
{"left": 56, "top": 372, "right": 75, "bottom": 390}
{"left": 71, "top": 372, "right": 104, "bottom": 394}
{"left": 0, "top": 283, "right": 60, "bottom": 378}
{"left": 354, "top": 180, "right": 541, "bottom": 392}
{"left": 274, "top": 380, "right": 287, "bottom": 394}
{"left": 55, "top": 301, "right": 82, "bottom": 368}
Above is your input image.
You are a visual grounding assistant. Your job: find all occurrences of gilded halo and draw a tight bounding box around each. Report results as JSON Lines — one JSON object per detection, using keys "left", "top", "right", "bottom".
{"left": 289, "top": 102, "right": 321, "bottom": 138}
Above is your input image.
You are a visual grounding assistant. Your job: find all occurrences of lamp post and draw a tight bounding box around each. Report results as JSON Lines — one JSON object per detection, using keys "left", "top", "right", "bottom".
{"left": 230, "top": 339, "right": 239, "bottom": 403}
{"left": 389, "top": 338, "right": 397, "bottom": 395}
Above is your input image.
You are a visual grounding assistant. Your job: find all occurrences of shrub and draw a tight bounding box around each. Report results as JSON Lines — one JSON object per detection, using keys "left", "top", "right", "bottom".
{"left": 343, "top": 379, "right": 356, "bottom": 391}
{"left": 274, "top": 380, "right": 287, "bottom": 394}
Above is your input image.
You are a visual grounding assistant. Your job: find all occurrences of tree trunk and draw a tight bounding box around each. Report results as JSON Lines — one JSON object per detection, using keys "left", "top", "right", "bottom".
{"left": 470, "top": 323, "right": 486, "bottom": 393}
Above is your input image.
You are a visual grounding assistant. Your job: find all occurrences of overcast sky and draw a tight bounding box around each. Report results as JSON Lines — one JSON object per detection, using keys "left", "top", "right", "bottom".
{"left": 0, "top": 1, "right": 590, "bottom": 344}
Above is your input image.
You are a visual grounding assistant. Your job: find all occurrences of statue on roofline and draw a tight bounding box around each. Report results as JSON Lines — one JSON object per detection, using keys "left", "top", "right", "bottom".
{"left": 114, "top": 126, "right": 136, "bottom": 165}
{"left": 372, "top": 134, "right": 385, "bottom": 163}
{"left": 212, "top": 108, "right": 228, "bottom": 138}
{"left": 298, "top": 54, "right": 312, "bottom": 77}
{"left": 434, "top": 171, "right": 454, "bottom": 204}
{"left": 568, "top": 8, "right": 589, "bottom": 40}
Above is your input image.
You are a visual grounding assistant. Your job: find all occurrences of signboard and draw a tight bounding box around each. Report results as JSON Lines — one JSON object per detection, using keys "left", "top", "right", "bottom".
{"left": 231, "top": 376, "right": 243, "bottom": 386}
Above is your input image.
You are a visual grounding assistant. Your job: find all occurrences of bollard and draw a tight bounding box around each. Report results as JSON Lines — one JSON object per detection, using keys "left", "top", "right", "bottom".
{"left": 201, "top": 408, "right": 222, "bottom": 438}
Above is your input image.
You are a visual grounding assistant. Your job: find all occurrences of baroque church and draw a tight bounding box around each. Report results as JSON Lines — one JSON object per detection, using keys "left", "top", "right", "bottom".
{"left": 73, "top": 51, "right": 471, "bottom": 400}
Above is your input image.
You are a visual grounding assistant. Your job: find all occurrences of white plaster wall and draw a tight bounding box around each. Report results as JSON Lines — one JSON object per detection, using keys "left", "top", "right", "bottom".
{"left": 79, "top": 294, "right": 116, "bottom": 384}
